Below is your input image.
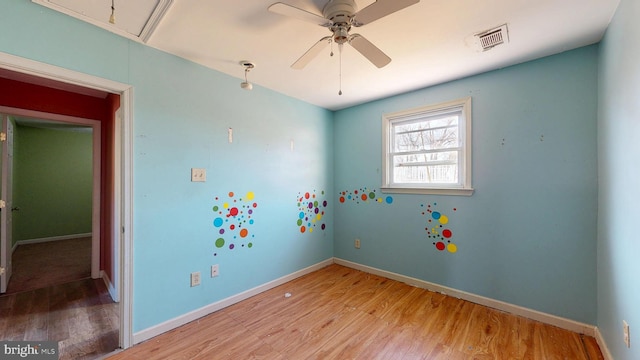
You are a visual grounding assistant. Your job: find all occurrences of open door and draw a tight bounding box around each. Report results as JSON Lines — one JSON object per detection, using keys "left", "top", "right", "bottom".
{"left": 0, "top": 114, "right": 14, "bottom": 293}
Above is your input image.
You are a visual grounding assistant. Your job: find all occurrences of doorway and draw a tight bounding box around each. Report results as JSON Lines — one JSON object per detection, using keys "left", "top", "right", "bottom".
{"left": 0, "top": 52, "right": 133, "bottom": 350}
{"left": 2, "top": 116, "right": 98, "bottom": 295}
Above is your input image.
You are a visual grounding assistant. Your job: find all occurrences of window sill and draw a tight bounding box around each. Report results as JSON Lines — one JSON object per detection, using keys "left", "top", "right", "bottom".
{"left": 380, "top": 187, "right": 474, "bottom": 196}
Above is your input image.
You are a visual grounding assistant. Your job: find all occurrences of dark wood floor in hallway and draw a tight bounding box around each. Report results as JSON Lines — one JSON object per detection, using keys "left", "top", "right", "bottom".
{"left": 108, "top": 264, "right": 604, "bottom": 359}
{"left": 6, "top": 237, "right": 91, "bottom": 295}
{"left": 0, "top": 278, "right": 119, "bottom": 360}
{"left": 0, "top": 239, "right": 119, "bottom": 360}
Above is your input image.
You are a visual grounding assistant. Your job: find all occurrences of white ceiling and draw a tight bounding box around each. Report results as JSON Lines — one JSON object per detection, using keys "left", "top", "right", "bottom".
{"left": 33, "top": 0, "right": 620, "bottom": 111}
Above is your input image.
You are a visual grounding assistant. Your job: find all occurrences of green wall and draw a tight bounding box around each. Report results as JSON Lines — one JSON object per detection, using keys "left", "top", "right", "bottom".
{"left": 13, "top": 125, "right": 93, "bottom": 242}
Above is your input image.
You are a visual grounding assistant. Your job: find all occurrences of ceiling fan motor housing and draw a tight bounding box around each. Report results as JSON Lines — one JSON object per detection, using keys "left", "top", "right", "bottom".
{"left": 322, "top": 0, "right": 357, "bottom": 24}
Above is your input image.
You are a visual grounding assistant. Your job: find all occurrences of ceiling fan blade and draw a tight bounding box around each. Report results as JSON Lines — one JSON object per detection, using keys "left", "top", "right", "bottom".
{"left": 353, "top": 0, "right": 420, "bottom": 26}
{"left": 268, "top": 2, "right": 331, "bottom": 27}
{"left": 291, "top": 36, "right": 332, "bottom": 69}
{"left": 349, "top": 34, "right": 391, "bottom": 68}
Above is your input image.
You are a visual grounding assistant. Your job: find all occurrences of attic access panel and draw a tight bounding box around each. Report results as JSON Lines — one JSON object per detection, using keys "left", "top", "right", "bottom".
{"left": 32, "top": 0, "right": 173, "bottom": 42}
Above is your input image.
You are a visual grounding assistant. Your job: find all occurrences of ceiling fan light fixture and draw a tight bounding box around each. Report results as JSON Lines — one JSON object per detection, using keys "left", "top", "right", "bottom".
{"left": 109, "top": 0, "right": 116, "bottom": 24}
{"left": 239, "top": 61, "right": 256, "bottom": 91}
{"left": 334, "top": 26, "right": 349, "bottom": 44}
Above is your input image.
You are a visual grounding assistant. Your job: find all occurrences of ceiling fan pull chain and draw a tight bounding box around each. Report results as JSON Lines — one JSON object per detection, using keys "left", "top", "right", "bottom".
{"left": 338, "top": 43, "right": 343, "bottom": 95}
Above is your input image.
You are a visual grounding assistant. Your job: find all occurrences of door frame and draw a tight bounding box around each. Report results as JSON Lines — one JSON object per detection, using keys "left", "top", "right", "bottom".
{"left": 0, "top": 115, "right": 14, "bottom": 293}
{"left": 0, "top": 52, "right": 134, "bottom": 349}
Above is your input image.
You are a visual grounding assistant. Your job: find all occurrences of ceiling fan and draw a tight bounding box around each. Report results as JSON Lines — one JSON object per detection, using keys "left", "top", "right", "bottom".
{"left": 268, "top": 0, "right": 420, "bottom": 70}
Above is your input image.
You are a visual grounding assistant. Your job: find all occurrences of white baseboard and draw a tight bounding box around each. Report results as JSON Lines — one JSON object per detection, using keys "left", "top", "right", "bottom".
{"left": 595, "top": 327, "right": 614, "bottom": 360}
{"left": 100, "top": 270, "right": 118, "bottom": 303}
{"left": 333, "top": 258, "right": 597, "bottom": 337}
{"left": 132, "top": 258, "right": 334, "bottom": 345}
{"left": 16, "top": 233, "right": 92, "bottom": 246}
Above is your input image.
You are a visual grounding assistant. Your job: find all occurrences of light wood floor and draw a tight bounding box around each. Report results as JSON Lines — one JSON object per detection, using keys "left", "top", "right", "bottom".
{"left": 108, "top": 264, "right": 603, "bottom": 359}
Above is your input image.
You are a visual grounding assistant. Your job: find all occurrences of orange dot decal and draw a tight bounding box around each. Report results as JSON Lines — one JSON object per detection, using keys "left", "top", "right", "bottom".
{"left": 240, "top": 229, "right": 248, "bottom": 238}
{"left": 300, "top": 226, "right": 306, "bottom": 233}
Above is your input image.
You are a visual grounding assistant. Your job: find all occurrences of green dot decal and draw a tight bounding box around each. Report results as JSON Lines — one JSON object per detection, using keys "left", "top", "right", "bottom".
{"left": 215, "top": 238, "right": 225, "bottom": 248}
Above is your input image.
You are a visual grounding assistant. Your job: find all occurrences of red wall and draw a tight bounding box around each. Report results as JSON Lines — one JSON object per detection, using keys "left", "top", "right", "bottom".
{"left": 0, "top": 76, "right": 117, "bottom": 282}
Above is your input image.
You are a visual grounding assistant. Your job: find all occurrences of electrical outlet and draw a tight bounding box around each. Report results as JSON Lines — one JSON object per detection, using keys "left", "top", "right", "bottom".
{"left": 355, "top": 238, "right": 361, "bottom": 249}
{"left": 623, "top": 320, "right": 630, "bottom": 348}
{"left": 211, "top": 264, "right": 219, "bottom": 278}
{"left": 191, "top": 168, "right": 206, "bottom": 182}
{"left": 190, "top": 271, "right": 201, "bottom": 287}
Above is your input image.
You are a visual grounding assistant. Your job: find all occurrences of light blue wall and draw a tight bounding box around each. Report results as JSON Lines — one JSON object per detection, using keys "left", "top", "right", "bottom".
{"left": 0, "top": 1, "right": 333, "bottom": 332}
{"left": 334, "top": 46, "right": 599, "bottom": 324}
{"left": 2, "top": 0, "right": 621, "bottom": 343}
{"left": 598, "top": 0, "right": 640, "bottom": 358}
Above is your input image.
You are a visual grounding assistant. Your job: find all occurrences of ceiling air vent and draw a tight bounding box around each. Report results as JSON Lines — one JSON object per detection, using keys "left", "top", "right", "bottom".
{"left": 476, "top": 24, "right": 509, "bottom": 51}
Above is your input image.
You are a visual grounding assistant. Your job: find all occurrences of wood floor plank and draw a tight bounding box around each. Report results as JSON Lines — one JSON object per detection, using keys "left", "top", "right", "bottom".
{"left": 107, "top": 264, "right": 604, "bottom": 360}
{"left": 1, "top": 278, "right": 118, "bottom": 360}
{"left": 583, "top": 335, "right": 605, "bottom": 360}
{"left": 278, "top": 301, "right": 362, "bottom": 358}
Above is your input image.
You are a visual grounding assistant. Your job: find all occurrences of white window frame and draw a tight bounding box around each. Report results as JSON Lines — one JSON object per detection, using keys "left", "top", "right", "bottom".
{"left": 381, "top": 97, "right": 474, "bottom": 196}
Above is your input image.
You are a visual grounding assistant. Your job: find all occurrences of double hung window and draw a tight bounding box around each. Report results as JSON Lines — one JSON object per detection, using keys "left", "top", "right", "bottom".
{"left": 382, "top": 97, "right": 473, "bottom": 195}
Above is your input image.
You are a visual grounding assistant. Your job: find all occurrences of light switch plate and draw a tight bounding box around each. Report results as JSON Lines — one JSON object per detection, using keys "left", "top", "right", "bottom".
{"left": 191, "top": 168, "right": 206, "bottom": 182}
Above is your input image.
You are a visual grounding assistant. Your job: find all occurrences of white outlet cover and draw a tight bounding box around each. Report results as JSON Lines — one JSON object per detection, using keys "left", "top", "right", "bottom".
{"left": 190, "top": 271, "right": 201, "bottom": 287}
{"left": 623, "top": 320, "right": 630, "bottom": 347}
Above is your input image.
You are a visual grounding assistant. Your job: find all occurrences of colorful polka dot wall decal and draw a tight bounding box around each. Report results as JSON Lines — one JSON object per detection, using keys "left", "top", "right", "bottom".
{"left": 421, "top": 202, "right": 458, "bottom": 254}
{"left": 338, "top": 187, "right": 393, "bottom": 205}
{"left": 297, "top": 190, "right": 328, "bottom": 234}
{"left": 212, "top": 191, "right": 258, "bottom": 256}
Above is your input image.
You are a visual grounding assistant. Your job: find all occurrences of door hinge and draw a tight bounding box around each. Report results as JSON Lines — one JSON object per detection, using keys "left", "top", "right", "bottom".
{"left": 0, "top": 200, "right": 5, "bottom": 209}
{"left": 0, "top": 267, "right": 5, "bottom": 275}
{"left": 0, "top": 132, "right": 6, "bottom": 142}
